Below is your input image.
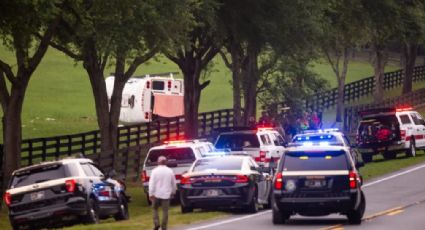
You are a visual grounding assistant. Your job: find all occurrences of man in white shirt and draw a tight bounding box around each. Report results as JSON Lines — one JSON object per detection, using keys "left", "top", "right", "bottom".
{"left": 149, "top": 156, "right": 177, "bottom": 230}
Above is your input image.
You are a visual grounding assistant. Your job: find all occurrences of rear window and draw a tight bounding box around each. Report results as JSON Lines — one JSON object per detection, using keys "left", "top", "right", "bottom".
{"left": 399, "top": 115, "right": 412, "bottom": 124}
{"left": 192, "top": 158, "right": 243, "bottom": 172}
{"left": 152, "top": 81, "right": 165, "bottom": 90}
{"left": 281, "top": 151, "right": 349, "bottom": 171}
{"left": 10, "top": 164, "right": 69, "bottom": 188}
{"left": 215, "top": 133, "right": 260, "bottom": 150}
{"left": 146, "top": 148, "right": 195, "bottom": 166}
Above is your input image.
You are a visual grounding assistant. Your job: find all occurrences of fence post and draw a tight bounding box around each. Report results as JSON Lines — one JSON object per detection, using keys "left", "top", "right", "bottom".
{"left": 28, "top": 140, "right": 33, "bottom": 165}
{"left": 55, "top": 136, "right": 60, "bottom": 160}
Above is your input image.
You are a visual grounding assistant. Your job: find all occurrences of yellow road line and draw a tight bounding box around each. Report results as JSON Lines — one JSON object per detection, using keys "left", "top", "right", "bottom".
{"left": 319, "top": 224, "right": 344, "bottom": 230}
{"left": 363, "top": 206, "right": 403, "bottom": 221}
{"left": 386, "top": 209, "right": 404, "bottom": 216}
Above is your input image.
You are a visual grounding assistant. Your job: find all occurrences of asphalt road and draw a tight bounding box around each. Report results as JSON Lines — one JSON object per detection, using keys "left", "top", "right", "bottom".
{"left": 174, "top": 163, "right": 425, "bottom": 230}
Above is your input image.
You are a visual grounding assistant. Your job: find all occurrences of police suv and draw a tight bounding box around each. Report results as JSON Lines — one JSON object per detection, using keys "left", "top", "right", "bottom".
{"left": 272, "top": 145, "right": 365, "bottom": 225}
{"left": 214, "top": 127, "right": 287, "bottom": 170}
{"left": 357, "top": 107, "right": 425, "bottom": 162}
{"left": 141, "top": 139, "right": 215, "bottom": 203}
{"left": 3, "top": 158, "right": 129, "bottom": 229}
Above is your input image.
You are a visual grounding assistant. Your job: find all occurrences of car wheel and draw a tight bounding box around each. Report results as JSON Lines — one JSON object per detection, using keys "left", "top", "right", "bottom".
{"left": 114, "top": 195, "right": 129, "bottom": 221}
{"left": 246, "top": 187, "right": 259, "bottom": 213}
{"left": 181, "top": 204, "right": 194, "bottom": 213}
{"left": 361, "top": 153, "right": 372, "bottom": 163}
{"left": 11, "top": 222, "right": 21, "bottom": 230}
{"left": 84, "top": 198, "right": 100, "bottom": 224}
{"left": 347, "top": 191, "right": 365, "bottom": 225}
{"left": 383, "top": 151, "right": 396, "bottom": 160}
{"left": 272, "top": 207, "right": 290, "bottom": 225}
{"left": 406, "top": 139, "right": 416, "bottom": 157}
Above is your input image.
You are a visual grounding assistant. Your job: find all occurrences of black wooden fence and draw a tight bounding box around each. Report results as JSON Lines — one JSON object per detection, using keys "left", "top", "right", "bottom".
{"left": 305, "top": 66, "right": 425, "bottom": 112}
{"left": 0, "top": 109, "right": 234, "bottom": 186}
{"left": 343, "top": 88, "right": 425, "bottom": 133}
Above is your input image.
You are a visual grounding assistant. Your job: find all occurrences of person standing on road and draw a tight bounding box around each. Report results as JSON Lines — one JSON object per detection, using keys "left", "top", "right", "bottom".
{"left": 149, "top": 156, "right": 177, "bottom": 230}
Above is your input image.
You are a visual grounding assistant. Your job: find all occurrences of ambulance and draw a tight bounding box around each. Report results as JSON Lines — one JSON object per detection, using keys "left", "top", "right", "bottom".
{"left": 105, "top": 72, "right": 184, "bottom": 124}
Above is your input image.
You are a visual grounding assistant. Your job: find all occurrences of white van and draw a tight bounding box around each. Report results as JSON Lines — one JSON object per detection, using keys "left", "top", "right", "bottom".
{"left": 105, "top": 72, "right": 184, "bottom": 124}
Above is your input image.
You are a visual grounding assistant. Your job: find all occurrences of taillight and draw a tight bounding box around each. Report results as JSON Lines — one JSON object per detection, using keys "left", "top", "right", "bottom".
{"left": 144, "top": 112, "right": 149, "bottom": 120}
{"left": 65, "top": 179, "right": 76, "bottom": 193}
{"left": 141, "top": 170, "right": 150, "bottom": 183}
{"left": 180, "top": 175, "right": 192, "bottom": 185}
{"left": 167, "top": 80, "right": 172, "bottom": 89}
{"left": 3, "top": 192, "right": 11, "bottom": 206}
{"left": 400, "top": 130, "right": 406, "bottom": 140}
{"left": 235, "top": 175, "right": 249, "bottom": 183}
{"left": 349, "top": 171, "right": 357, "bottom": 189}
{"left": 274, "top": 172, "right": 283, "bottom": 190}
{"left": 146, "top": 81, "right": 151, "bottom": 89}
{"left": 98, "top": 188, "right": 111, "bottom": 197}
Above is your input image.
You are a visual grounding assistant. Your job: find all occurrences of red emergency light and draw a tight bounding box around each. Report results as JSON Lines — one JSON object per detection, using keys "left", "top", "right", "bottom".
{"left": 396, "top": 106, "right": 413, "bottom": 112}
{"left": 256, "top": 126, "right": 274, "bottom": 132}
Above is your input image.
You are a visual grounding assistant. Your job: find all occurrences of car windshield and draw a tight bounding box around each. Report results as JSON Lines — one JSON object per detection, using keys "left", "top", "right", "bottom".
{"left": 282, "top": 151, "right": 349, "bottom": 171}
{"left": 146, "top": 147, "right": 195, "bottom": 166}
{"left": 192, "top": 157, "right": 243, "bottom": 172}
{"left": 10, "top": 164, "right": 68, "bottom": 188}
{"left": 292, "top": 134, "right": 342, "bottom": 146}
{"left": 215, "top": 133, "right": 260, "bottom": 150}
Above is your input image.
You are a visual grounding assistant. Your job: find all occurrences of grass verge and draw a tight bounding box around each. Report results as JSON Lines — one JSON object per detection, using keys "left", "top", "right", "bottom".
{"left": 1, "top": 150, "right": 425, "bottom": 230}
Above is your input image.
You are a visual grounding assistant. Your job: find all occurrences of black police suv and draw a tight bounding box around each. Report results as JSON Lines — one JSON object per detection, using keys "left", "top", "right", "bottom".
{"left": 3, "top": 158, "right": 130, "bottom": 229}
{"left": 272, "top": 146, "right": 365, "bottom": 225}
{"left": 180, "top": 155, "right": 272, "bottom": 213}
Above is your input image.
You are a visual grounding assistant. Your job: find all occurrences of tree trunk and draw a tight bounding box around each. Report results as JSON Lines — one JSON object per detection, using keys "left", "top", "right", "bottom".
{"left": 181, "top": 62, "right": 202, "bottom": 138}
{"left": 230, "top": 43, "right": 243, "bottom": 126}
{"left": 372, "top": 47, "right": 386, "bottom": 103}
{"left": 335, "top": 48, "right": 349, "bottom": 122}
{"left": 242, "top": 45, "right": 259, "bottom": 124}
{"left": 2, "top": 82, "right": 27, "bottom": 191}
{"left": 402, "top": 43, "right": 418, "bottom": 95}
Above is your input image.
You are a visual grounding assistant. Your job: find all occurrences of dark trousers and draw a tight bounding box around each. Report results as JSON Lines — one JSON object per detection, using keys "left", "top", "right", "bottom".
{"left": 152, "top": 198, "right": 170, "bottom": 230}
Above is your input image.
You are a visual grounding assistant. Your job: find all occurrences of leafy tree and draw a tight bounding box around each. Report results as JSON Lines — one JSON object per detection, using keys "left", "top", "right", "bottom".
{"left": 219, "top": 0, "right": 324, "bottom": 124}
{"left": 360, "top": 0, "right": 400, "bottom": 102}
{"left": 50, "top": 0, "right": 191, "bottom": 155}
{"left": 163, "top": 0, "right": 222, "bottom": 138}
{"left": 319, "top": 0, "right": 364, "bottom": 122}
{"left": 0, "top": 0, "right": 63, "bottom": 188}
{"left": 398, "top": 0, "right": 425, "bottom": 94}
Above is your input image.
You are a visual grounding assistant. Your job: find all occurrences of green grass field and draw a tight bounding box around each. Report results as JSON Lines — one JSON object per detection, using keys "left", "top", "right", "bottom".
{"left": 0, "top": 45, "right": 401, "bottom": 140}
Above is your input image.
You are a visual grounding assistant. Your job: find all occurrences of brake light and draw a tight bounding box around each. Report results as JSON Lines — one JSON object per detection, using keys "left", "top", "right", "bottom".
{"left": 167, "top": 80, "right": 172, "bottom": 89}
{"left": 144, "top": 112, "right": 149, "bottom": 120}
{"left": 3, "top": 192, "right": 11, "bottom": 206}
{"left": 98, "top": 188, "right": 111, "bottom": 197}
{"left": 180, "top": 175, "right": 192, "bottom": 185}
{"left": 65, "top": 179, "right": 76, "bottom": 193}
{"left": 260, "top": 151, "right": 267, "bottom": 162}
{"left": 146, "top": 81, "right": 151, "bottom": 89}
{"left": 274, "top": 172, "right": 283, "bottom": 189}
{"left": 349, "top": 171, "right": 357, "bottom": 189}
{"left": 141, "top": 170, "right": 149, "bottom": 182}
{"left": 235, "top": 175, "right": 249, "bottom": 183}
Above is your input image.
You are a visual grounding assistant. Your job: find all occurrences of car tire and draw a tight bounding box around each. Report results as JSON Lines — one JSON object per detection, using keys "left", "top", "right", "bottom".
{"left": 181, "top": 204, "right": 194, "bottom": 213}
{"left": 84, "top": 198, "right": 100, "bottom": 224}
{"left": 406, "top": 139, "right": 416, "bottom": 157}
{"left": 361, "top": 153, "right": 372, "bottom": 163}
{"left": 263, "top": 192, "right": 272, "bottom": 210}
{"left": 347, "top": 191, "right": 365, "bottom": 225}
{"left": 272, "top": 207, "right": 290, "bottom": 225}
{"left": 246, "top": 187, "right": 259, "bottom": 213}
{"left": 11, "top": 223, "right": 21, "bottom": 230}
{"left": 114, "top": 194, "right": 129, "bottom": 221}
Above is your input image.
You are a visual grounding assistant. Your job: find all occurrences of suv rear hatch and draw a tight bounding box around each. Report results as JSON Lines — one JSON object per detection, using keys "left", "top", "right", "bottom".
{"left": 7, "top": 163, "right": 75, "bottom": 214}
{"left": 357, "top": 114, "right": 401, "bottom": 147}
{"left": 143, "top": 147, "right": 196, "bottom": 183}
{"left": 214, "top": 133, "right": 268, "bottom": 163}
{"left": 276, "top": 150, "right": 352, "bottom": 197}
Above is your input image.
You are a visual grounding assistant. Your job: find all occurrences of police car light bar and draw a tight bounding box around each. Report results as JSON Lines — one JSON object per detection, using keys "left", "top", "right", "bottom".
{"left": 396, "top": 106, "right": 413, "bottom": 112}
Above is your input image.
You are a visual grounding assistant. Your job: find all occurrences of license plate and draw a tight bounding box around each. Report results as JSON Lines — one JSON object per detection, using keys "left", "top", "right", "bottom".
{"left": 204, "top": 189, "right": 219, "bottom": 197}
{"left": 30, "top": 191, "right": 45, "bottom": 201}
{"left": 305, "top": 180, "right": 326, "bottom": 188}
